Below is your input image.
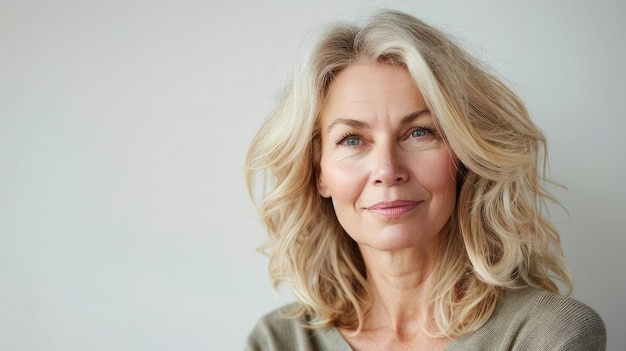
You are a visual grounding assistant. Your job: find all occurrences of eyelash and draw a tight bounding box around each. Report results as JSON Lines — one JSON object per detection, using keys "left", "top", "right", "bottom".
{"left": 335, "top": 133, "right": 359, "bottom": 145}
{"left": 408, "top": 126, "right": 435, "bottom": 138}
{"left": 335, "top": 126, "right": 436, "bottom": 146}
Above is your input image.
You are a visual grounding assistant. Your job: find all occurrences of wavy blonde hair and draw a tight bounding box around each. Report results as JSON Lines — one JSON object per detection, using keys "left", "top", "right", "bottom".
{"left": 245, "top": 10, "right": 572, "bottom": 338}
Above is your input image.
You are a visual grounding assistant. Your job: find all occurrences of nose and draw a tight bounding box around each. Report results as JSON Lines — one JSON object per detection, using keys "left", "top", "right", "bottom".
{"left": 371, "top": 141, "right": 408, "bottom": 186}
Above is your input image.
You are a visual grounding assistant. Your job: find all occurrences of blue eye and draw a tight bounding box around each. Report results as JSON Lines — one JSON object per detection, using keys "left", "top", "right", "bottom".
{"left": 410, "top": 127, "right": 431, "bottom": 138}
{"left": 336, "top": 133, "right": 363, "bottom": 146}
{"left": 344, "top": 136, "right": 362, "bottom": 146}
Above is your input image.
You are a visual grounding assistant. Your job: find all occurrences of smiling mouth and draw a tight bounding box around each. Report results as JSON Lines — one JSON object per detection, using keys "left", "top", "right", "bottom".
{"left": 366, "top": 200, "right": 421, "bottom": 218}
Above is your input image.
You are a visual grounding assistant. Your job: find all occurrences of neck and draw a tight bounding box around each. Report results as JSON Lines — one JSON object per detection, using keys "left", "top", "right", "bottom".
{"left": 359, "top": 245, "right": 441, "bottom": 336}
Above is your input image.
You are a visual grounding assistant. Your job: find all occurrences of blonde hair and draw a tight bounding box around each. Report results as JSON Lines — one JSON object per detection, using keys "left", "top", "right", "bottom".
{"left": 245, "top": 10, "right": 572, "bottom": 338}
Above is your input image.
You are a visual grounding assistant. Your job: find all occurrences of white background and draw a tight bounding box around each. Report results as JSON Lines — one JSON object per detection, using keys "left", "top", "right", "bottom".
{"left": 1, "top": 0, "right": 624, "bottom": 350}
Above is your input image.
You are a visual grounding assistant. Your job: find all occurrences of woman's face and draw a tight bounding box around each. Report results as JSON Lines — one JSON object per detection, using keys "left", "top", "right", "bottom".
{"left": 317, "top": 63, "right": 458, "bottom": 252}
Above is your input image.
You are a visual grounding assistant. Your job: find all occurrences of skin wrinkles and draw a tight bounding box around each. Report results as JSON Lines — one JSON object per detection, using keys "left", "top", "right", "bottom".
{"left": 317, "top": 63, "right": 457, "bottom": 253}
{"left": 316, "top": 62, "right": 458, "bottom": 349}
{"left": 326, "top": 109, "right": 432, "bottom": 135}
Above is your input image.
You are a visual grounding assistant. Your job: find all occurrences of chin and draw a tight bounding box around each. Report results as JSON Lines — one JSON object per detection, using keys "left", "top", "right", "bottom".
{"left": 355, "top": 228, "right": 435, "bottom": 252}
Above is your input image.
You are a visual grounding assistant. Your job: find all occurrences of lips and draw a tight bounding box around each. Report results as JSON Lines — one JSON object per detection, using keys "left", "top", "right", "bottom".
{"left": 366, "top": 200, "right": 421, "bottom": 218}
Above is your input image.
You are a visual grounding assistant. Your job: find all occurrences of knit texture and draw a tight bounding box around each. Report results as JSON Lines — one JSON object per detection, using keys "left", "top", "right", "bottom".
{"left": 245, "top": 287, "right": 606, "bottom": 350}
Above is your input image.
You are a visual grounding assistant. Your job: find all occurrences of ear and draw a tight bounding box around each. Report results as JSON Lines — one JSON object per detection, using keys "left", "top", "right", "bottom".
{"left": 317, "top": 171, "right": 331, "bottom": 198}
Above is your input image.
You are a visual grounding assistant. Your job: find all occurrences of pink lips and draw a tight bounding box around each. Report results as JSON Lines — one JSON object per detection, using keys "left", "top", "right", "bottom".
{"left": 366, "top": 200, "right": 421, "bottom": 218}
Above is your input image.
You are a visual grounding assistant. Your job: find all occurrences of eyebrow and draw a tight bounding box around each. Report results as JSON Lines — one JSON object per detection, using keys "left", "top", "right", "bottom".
{"left": 326, "top": 109, "right": 431, "bottom": 133}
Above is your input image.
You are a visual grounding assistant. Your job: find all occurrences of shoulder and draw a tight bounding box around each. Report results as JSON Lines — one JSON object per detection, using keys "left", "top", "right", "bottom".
{"left": 503, "top": 287, "right": 606, "bottom": 336}
{"left": 245, "top": 303, "right": 301, "bottom": 351}
{"left": 244, "top": 303, "right": 349, "bottom": 351}
{"left": 452, "top": 287, "right": 606, "bottom": 350}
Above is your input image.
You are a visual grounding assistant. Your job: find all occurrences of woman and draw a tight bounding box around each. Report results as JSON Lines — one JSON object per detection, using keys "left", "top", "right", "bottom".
{"left": 244, "top": 10, "right": 605, "bottom": 350}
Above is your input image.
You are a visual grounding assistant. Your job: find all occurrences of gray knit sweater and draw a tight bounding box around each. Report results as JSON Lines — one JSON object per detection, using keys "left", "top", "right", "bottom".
{"left": 245, "top": 287, "right": 605, "bottom": 350}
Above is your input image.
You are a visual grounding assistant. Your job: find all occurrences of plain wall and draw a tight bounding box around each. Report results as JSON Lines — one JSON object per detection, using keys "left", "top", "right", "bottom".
{"left": 1, "top": 0, "right": 624, "bottom": 350}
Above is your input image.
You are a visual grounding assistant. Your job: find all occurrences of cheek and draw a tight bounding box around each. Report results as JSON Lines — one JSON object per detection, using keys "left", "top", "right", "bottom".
{"left": 319, "top": 159, "right": 365, "bottom": 203}
{"left": 417, "top": 151, "right": 458, "bottom": 199}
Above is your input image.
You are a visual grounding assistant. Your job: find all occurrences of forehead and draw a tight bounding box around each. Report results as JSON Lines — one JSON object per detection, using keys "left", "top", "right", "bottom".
{"left": 320, "top": 63, "right": 426, "bottom": 122}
